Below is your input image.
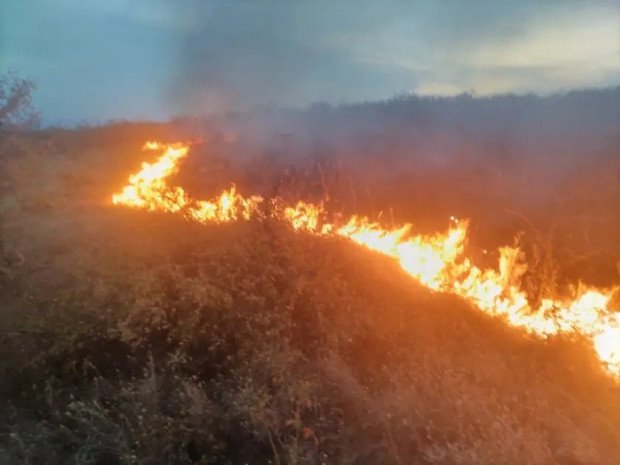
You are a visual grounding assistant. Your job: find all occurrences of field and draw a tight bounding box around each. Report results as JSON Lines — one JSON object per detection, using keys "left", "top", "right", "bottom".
{"left": 1, "top": 92, "right": 620, "bottom": 464}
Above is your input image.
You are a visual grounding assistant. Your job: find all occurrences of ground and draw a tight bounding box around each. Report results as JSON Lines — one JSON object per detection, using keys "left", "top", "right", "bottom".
{"left": 1, "top": 120, "right": 619, "bottom": 464}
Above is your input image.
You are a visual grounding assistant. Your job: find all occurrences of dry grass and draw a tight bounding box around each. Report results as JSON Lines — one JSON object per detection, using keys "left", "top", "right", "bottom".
{"left": 1, "top": 124, "right": 619, "bottom": 464}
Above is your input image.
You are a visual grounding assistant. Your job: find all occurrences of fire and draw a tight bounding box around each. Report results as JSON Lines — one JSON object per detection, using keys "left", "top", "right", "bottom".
{"left": 112, "top": 141, "right": 620, "bottom": 378}
{"left": 112, "top": 141, "right": 262, "bottom": 223}
{"left": 111, "top": 141, "right": 190, "bottom": 213}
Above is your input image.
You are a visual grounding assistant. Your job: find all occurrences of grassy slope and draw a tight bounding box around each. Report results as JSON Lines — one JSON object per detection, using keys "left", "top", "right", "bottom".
{"left": 1, "top": 206, "right": 619, "bottom": 465}
{"left": 1, "top": 126, "right": 619, "bottom": 464}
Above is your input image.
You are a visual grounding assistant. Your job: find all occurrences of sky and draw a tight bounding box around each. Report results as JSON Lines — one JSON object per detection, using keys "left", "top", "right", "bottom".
{"left": 1, "top": 0, "right": 619, "bottom": 124}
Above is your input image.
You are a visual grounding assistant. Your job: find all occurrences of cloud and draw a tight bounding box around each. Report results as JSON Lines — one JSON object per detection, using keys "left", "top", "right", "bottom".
{"left": 331, "top": 1, "right": 620, "bottom": 96}
{"left": 2, "top": 0, "right": 619, "bottom": 122}
{"left": 455, "top": 8, "right": 620, "bottom": 94}
{"left": 167, "top": 0, "right": 620, "bottom": 115}
{"left": 471, "top": 12, "right": 619, "bottom": 69}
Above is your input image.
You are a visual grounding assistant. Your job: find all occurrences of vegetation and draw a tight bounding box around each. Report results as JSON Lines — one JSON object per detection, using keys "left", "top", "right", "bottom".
{"left": 0, "top": 71, "right": 40, "bottom": 131}
{"left": 2, "top": 205, "right": 619, "bottom": 465}
{"left": 1, "top": 88, "right": 619, "bottom": 464}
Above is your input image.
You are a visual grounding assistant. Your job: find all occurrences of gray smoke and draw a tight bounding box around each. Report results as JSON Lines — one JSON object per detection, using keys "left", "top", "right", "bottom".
{"left": 164, "top": 0, "right": 618, "bottom": 115}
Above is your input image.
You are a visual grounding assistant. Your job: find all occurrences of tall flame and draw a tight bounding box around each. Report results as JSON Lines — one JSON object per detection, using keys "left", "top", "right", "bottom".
{"left": 112, "top": 142, "right": 620, "bottom": 377}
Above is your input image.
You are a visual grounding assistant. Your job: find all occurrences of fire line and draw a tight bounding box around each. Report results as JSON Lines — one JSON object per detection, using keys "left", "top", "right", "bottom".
{"left": 111, "top": 141, "right": 620, "bottom": 378}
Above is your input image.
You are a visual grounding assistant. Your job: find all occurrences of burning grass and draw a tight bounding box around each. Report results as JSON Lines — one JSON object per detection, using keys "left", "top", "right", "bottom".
{"left": 1, "top": 125, "right": 620, "bottom": 464}
{"left": 111, "top": 141, "right": 620, "bottom": 378}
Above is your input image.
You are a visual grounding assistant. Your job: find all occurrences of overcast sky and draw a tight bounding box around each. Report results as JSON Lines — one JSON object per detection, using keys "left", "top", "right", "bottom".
{"left": 1, "top": 0, "right": 619, "bottom": 124}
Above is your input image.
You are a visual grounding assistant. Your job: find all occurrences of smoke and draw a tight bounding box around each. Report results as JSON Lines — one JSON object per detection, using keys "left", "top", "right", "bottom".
{"left": 164, "top": 1, "right": 402, "bottom": 114}
{"left": 3, "top": 0, "right": 618, "bottom": 122}
{"left": 165, "top": 0, "right": 620, "bottom": 116}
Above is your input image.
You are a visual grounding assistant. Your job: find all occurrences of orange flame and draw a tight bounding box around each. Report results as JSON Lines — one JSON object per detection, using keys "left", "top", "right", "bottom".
{"left": 112, "top": 142, "right": 620, "bottom": 378}
{"left": 111, "top": 141, "right": 190, "bottom": 213}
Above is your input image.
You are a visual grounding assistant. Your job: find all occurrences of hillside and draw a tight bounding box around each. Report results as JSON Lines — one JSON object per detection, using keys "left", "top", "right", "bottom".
{"left": 1, "top": 206, "right": 619, "bottom": 465}
{"left": 0, "top": 179, "right": 617, "bottom": 464}
{"left": 0, "top": 113, "right": 619, "bottom": 464}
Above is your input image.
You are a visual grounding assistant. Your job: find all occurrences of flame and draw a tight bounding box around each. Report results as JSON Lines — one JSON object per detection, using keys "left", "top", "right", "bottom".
{"left": 112, "top": 141, "right": 262, "bottom": 223}
{"left": 111, "top": 141, "right": 190, "bottom": 213}
{"left": 112, "top": 142, "right": 620, "bottom": 378}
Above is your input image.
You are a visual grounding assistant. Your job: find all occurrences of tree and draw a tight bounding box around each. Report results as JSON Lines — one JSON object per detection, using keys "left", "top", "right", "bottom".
{"left": 0, "top": 70, "right": 41, "bottom": 131}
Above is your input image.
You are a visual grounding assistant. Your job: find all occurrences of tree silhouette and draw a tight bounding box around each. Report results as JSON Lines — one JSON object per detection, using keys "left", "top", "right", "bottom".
{"left": 0, "top": 70, "right": 40, "bottom": 131}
